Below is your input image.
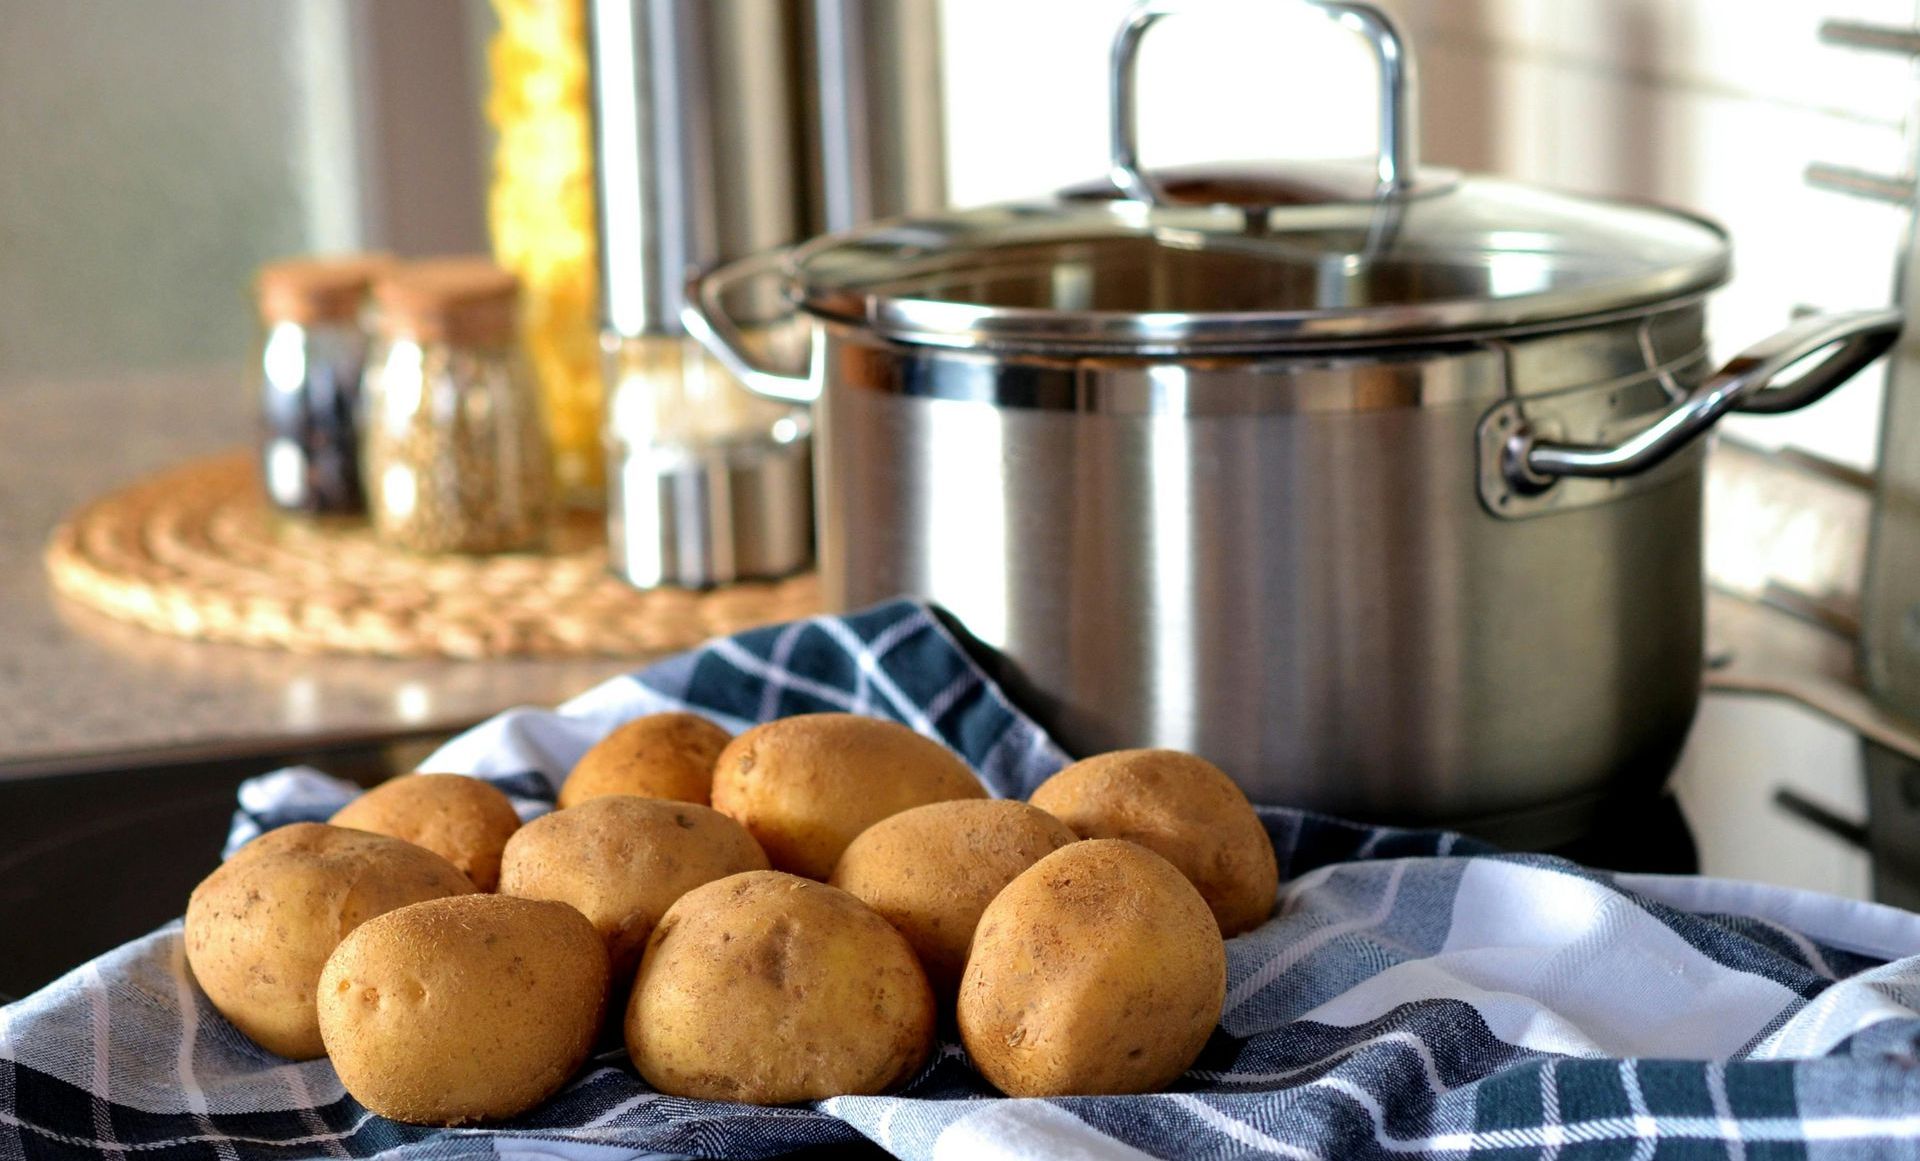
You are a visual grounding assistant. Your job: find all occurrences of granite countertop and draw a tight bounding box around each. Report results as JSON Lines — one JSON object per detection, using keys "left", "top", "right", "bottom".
{"left": 0, "top": 368, "right": 644, "bottom": 778}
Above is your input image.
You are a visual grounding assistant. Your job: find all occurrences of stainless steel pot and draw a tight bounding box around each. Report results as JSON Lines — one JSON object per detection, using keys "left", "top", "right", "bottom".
{"left": 685, "top": 0, "right": 1902, "bottom": 844}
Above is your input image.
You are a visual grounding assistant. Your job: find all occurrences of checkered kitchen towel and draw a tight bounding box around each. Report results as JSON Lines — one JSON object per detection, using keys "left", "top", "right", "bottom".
{"left": 8, "top": 600, "right": 1920, "bottom": 1160}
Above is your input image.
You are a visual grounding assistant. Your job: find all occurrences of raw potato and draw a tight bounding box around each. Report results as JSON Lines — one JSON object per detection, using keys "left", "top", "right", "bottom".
{"left": 329, "top": 773, "right": 522, "bottom": 891}
{"left": 710, "top": 713, "right": 986, "bottom": 879}
{"left": 830, "top": 798, "right": 1077, "bottom": 994}
{"left": 560, "top": 712, "right": 731, "bottom": 807}
{"left": 626, "top": 870, "right": 935, "bottom": 1103}
{"left": 183, "top": 823, "right": 475, "bottom": 1060}
{"left": 958, "top": 839, "right": 1226, "bottom": 1097}
{"left": 318, "top": 894, "right": 609, "bottom": 1125}
{"left": 1029, "top": 749, "right": 1278, "bottom": 936}
{"left": 499, "top": 796, "right": 769, "bottom": 980}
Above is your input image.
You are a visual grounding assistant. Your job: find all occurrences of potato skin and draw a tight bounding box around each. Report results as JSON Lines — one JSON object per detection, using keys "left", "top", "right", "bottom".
{"left": 829, "top": 799, "right": 1076, "bottom": 995}
{"left": 959, "top": 840, "right": 1226, "bottom": 1097}
{"left": 183, "top": 823, "right": 476, "bottom": 1060}
{"left": 318, "top": 895, "right": 609, "bottom": 1125}
{"left": 560, "top": 712, "right": 731, "bottom": 808}
{"left": 626, "top": 870, "right": 935, "bottom": 1104}
{"left": 1029, "top": 749, "right": 1278, "bottom": 936}
{"left": 710, "top": 714, "right": 986, "bottom": 879}
{"left": 329, "top": 773, "right": 522, "bottom": 891}
{"left": 498, "top": 796, "right": 769, "bottom": 981}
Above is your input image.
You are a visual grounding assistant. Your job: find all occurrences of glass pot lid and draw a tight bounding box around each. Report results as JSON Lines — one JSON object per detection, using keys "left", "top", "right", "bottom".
{"left": 788, "top": 180, "right": 1730, "bottom": 353}
{"left": 782, "top": 1, "right": 1731, "bottom": 354}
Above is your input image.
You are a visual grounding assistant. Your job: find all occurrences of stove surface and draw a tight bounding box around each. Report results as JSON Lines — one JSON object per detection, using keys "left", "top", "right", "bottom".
{"left": 1670, "top": 691, "right": 1889, "bottom": 902}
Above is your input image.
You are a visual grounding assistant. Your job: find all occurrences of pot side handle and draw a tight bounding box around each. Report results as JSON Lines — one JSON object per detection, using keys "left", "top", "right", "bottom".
{"left": 1505, "top": 308, "right": 1902, "bottom": 491}
{"left": 681, "top": 249, "right": 820, "bottom": 405}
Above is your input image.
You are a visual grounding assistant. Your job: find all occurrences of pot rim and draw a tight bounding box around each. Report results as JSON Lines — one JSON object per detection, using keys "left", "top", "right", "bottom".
{"left": 797, "top": 282, "right": 1730, "bottom": 360}
{"left": 781, "top": 184, "right": 1735, "bottom": 356}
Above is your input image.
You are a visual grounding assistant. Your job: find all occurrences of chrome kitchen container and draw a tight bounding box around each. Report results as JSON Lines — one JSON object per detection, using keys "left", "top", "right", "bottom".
{"left": 686, "top": 1, "right": 1901, "bottom": 843}
{"left": 588, "top": 0, "right": 945, "bottom": 588}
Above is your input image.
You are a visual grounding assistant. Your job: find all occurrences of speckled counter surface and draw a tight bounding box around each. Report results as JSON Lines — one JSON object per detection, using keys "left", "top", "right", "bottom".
{"left": 0, "top": 368, "right": 645, "bottom": 777}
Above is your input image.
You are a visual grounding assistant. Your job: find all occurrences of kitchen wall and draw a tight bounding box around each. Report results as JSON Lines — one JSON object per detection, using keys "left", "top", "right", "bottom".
{"left": 0, "top": 2, "right": 314, "bottom": 386}
{"left": 0, "top": 0, "right": 491, "bottom": 390}
{"left": 941, "top": 0, "right": 1920, "bottom": 471}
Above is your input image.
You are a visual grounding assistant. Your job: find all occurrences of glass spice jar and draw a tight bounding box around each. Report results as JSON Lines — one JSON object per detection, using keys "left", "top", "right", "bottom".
{"left": 255, "top": 254, "right": 389, "bottom": 514}
{"left": 361, "top": 258, "right": 552, "bottom": 554}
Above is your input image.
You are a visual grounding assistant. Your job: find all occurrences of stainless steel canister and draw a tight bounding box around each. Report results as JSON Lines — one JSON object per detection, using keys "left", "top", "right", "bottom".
{"left": 588, "top": 0, "right": 943, "bottom": 588}
{"left": 685, "top": 1, "right": 1903, "bottom": 845}
{"left": 804, "top": 0, "right": 947, "bottom": 233}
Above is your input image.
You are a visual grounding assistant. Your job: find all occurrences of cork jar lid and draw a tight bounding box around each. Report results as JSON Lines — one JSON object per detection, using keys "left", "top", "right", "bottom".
{"left": 374, "top": 257, "right": 521, "bottom": 346}
{"left": 256, "top": 254, "right": 391, "bottom": 325}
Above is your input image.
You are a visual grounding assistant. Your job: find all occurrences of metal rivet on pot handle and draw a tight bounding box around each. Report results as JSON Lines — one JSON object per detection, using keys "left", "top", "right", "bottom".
{"left": 1108, "top": 0, "right": 1419, "bottom": 204}
{"left": 680, "top": 249, "right": 819, "bottom": 405}
{"left": 1505, "top": 307, "right": 1902, "bottom": 492}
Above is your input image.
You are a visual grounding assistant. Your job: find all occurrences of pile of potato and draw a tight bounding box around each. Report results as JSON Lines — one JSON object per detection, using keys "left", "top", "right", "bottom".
{"left": 183, "top": 711, "right": 1279, "bottom": 1125}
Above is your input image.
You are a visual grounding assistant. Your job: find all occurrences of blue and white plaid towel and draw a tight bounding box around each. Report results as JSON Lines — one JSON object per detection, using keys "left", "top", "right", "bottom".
{"left": 7, "top": 599, "right": 1920, "bottom": 1160}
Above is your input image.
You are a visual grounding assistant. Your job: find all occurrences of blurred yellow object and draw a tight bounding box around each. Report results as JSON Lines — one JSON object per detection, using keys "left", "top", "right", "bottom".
{"left": 488, "top": 0, "right": 603, "bottom": 509}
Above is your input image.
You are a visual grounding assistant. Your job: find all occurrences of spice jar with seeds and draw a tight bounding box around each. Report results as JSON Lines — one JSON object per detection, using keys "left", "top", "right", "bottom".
{"left": 361, "top": 258, "right": 552, "bottom": 554}
{"left": 256, "top": 254, "right": 389, "bottom": 515}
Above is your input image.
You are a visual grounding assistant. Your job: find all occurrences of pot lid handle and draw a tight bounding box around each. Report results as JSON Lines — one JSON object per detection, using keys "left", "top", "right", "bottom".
{"left": 1109, "top": 0, "right": 1420, "bottom": 205}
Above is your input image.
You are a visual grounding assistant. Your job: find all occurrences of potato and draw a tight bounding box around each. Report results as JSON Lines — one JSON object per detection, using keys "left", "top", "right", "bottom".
{"left": 710, "top": 714, "right": 986, "bottom": 879}
{"left": 626, "top": 870, "right": 934, "bottom": 1104}
{"left": 318, "top": 895, "right": 609, "bottom": 1125}
{"left": 329, "top": 773, "right": 522, "bottom": 891}
{"left": 499, "top": 796, "right": 769, "bottom": 980}
{"left": 958, "top": 839, "right": 1226, "bottom": 1097}
{"left": 560, "top": 712, "right": 731, "bottom": 807}
{"left": 829, "top": 798, "right": 1076, "bottom": 995}
{"left": 1029, "top": 749, "right": 1278, "bottom": 936}
{"left": 183, "top": 823, "right": 475, "bottom": 1060}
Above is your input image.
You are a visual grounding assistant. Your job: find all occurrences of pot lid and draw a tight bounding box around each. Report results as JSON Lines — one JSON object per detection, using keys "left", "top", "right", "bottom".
{"left": 788, "top": 173, "right": 1730, "bottom": 353}
{"left": 782, "top": 1, "right": 1730, "bottom": 354}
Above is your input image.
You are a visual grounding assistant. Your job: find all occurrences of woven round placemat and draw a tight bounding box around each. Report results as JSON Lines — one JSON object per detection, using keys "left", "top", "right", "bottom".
{"left": 45, "top": 451, "right": 820, "bottom": 658}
